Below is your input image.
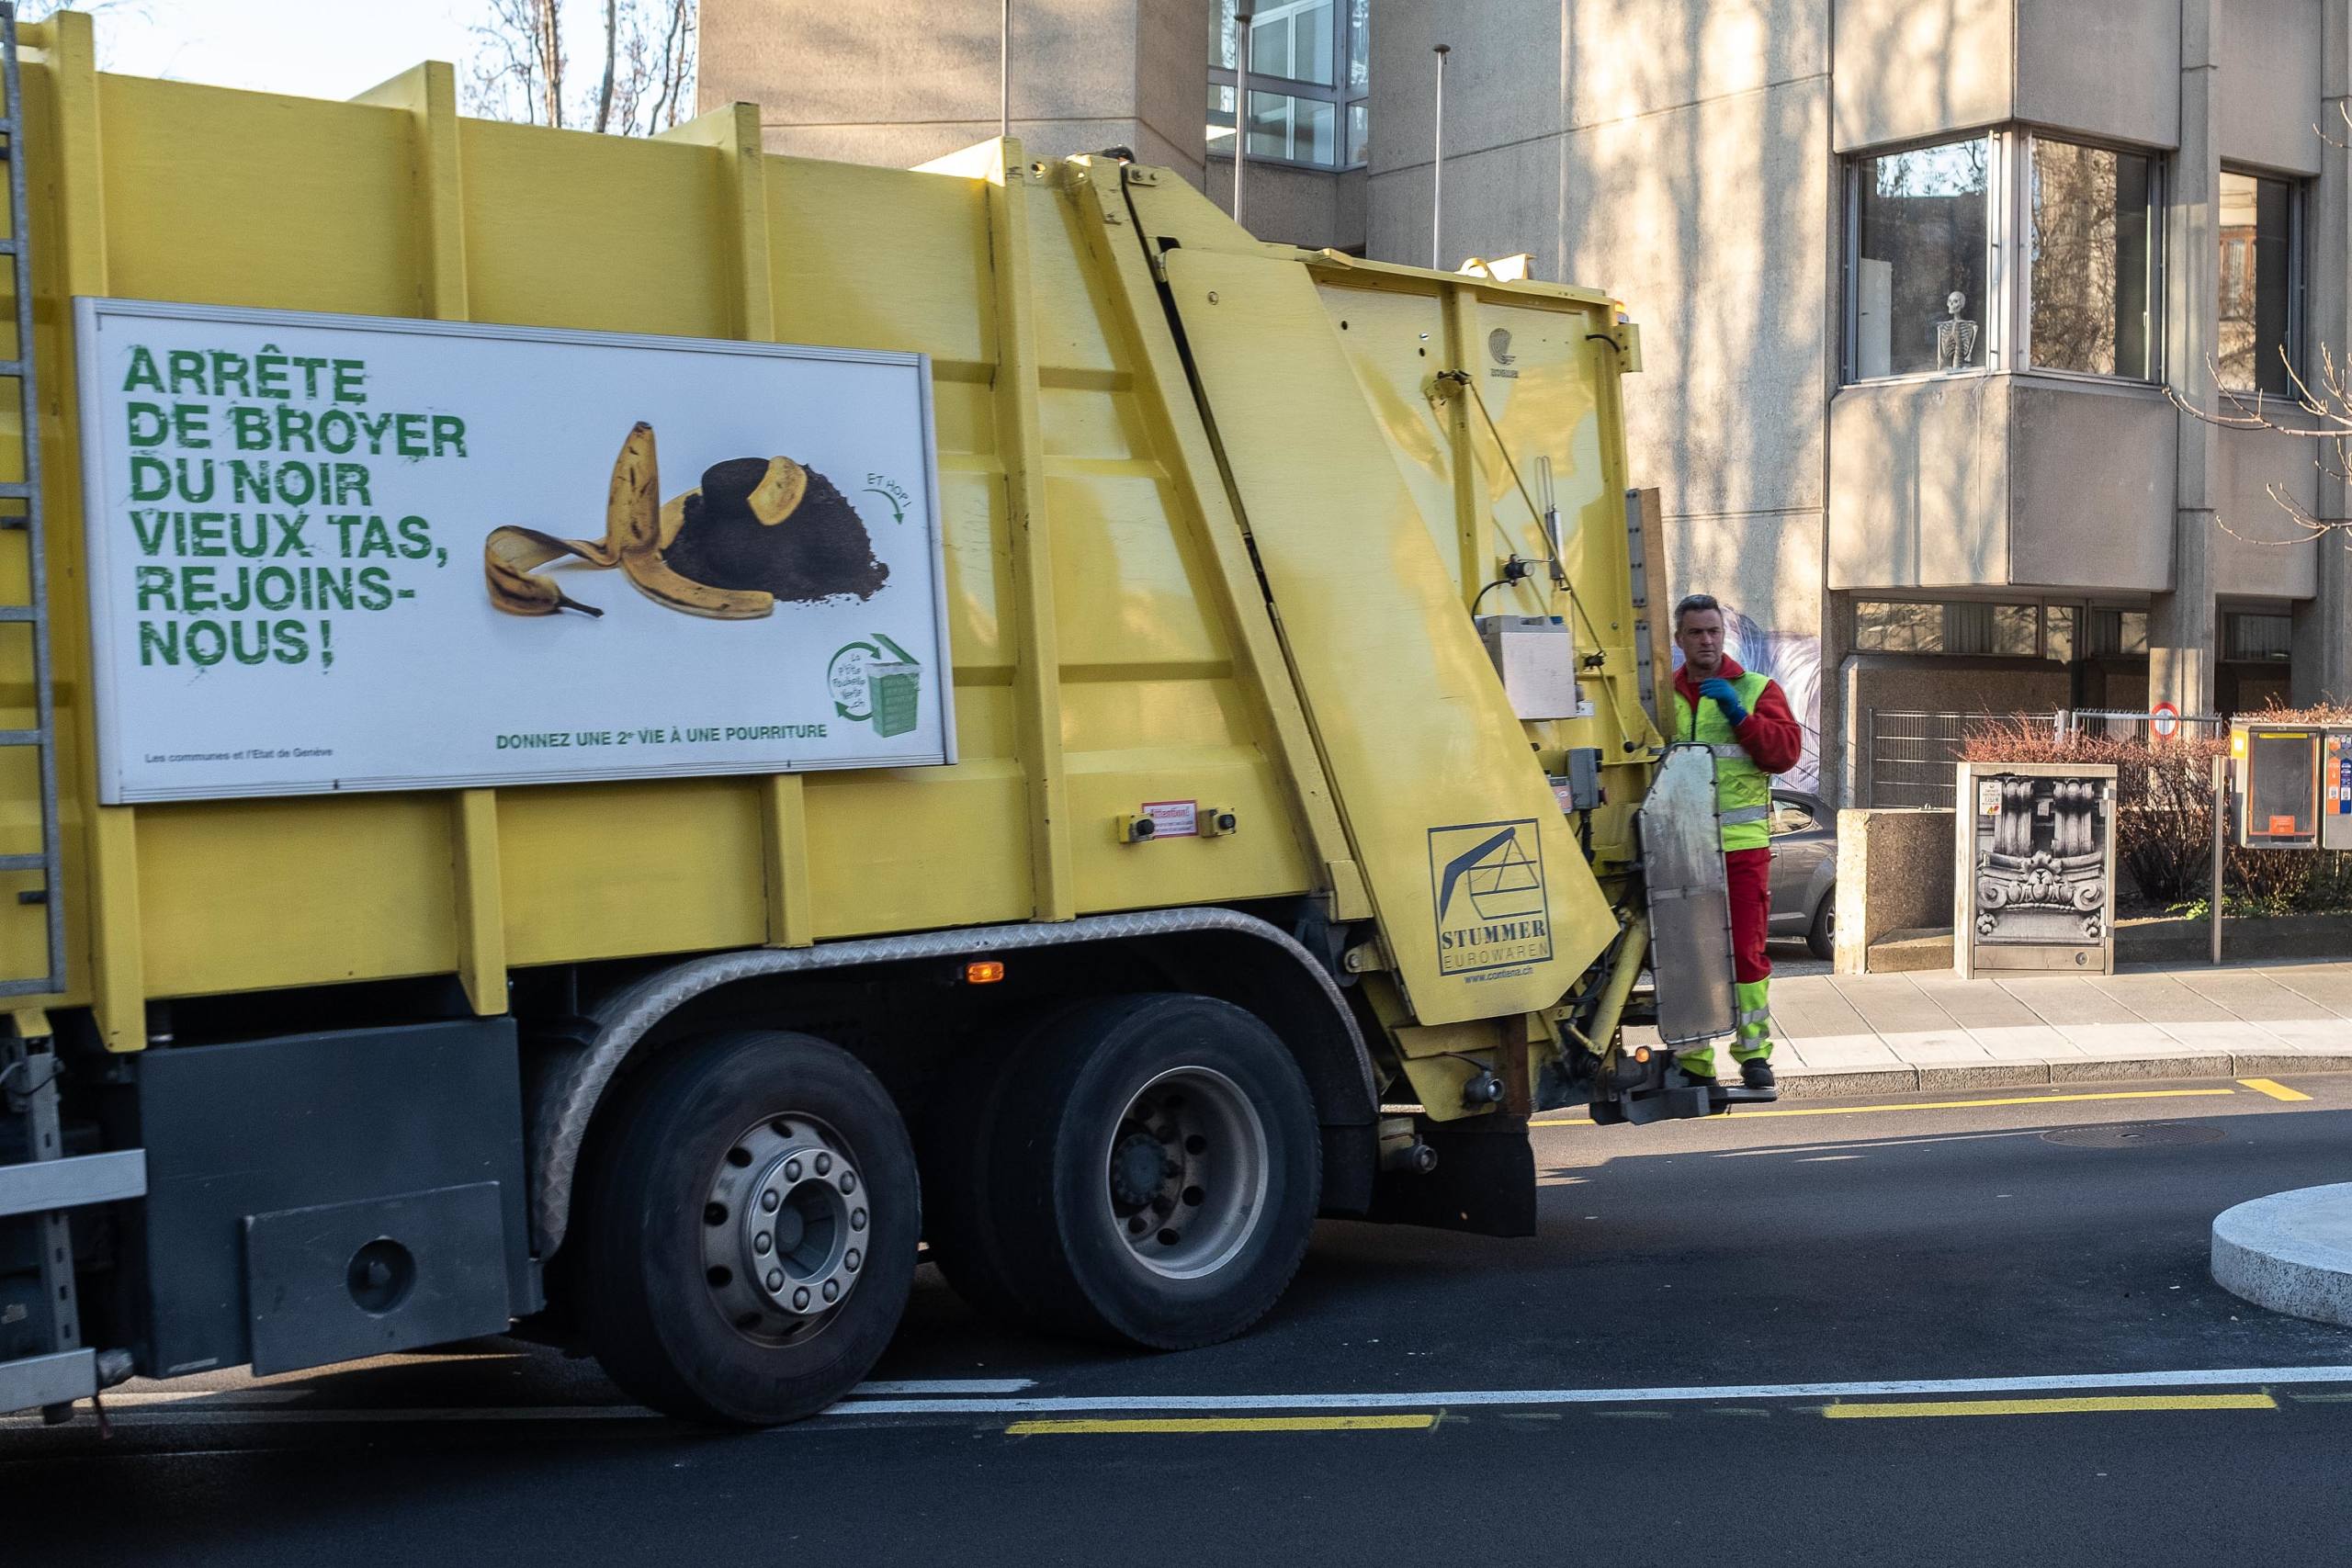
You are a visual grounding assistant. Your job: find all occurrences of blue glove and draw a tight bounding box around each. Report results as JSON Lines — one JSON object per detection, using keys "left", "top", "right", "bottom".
{"left": 1698, "top": 677, "right": 1748, "bottom": 727}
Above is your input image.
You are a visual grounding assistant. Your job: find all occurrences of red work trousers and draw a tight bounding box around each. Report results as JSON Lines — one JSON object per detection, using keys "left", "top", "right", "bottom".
{"left": 1726, "top": 845, "right": 1771, "bottom": 985}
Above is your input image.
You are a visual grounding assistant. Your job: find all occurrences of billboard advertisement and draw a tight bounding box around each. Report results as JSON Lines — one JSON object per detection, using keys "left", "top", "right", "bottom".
{"left": 74, "top": 299, "right": 953, "bottom": 803}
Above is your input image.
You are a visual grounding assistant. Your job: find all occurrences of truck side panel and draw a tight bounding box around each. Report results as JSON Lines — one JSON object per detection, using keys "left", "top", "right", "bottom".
{"left": 5, "top": 39, "right": 1324, "bottom": 1027}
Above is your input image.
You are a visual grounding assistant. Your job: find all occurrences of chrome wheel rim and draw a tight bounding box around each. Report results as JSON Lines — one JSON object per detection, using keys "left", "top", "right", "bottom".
{"left": 700, "top": 1114, "right": 868, "bottom": 1346}
{"left": 1101, "top": 1066, "right": 1269, "bottom": 1281}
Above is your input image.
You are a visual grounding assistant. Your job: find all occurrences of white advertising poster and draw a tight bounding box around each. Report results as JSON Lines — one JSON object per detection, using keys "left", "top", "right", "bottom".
{"left": 74, "top": 299, "right": 955, "bottom": 803}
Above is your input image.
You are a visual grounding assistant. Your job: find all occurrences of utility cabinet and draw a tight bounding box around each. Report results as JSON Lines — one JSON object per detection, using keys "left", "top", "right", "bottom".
{"left": 1953, "top": 761, "right": 2119, "bottom": 978}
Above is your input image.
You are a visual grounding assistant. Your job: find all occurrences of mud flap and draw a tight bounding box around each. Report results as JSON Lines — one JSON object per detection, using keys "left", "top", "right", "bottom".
{"left": 1365, "top": 1112, "right": 1537, "bottom": 1238}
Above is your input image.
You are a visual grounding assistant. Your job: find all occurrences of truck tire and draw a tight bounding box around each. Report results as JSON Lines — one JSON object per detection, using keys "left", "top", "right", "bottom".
{"left": 573, "top": 1030, "right": 919, "bottom": 1426}
{"left": 915, "top": 1021, "right": 1041, "bottom": 1326}
{"left": 984, "top": 993, "right": 1320, "bottom": 1350}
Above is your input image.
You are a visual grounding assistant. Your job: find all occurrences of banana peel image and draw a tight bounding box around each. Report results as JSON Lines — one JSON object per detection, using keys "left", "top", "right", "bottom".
{"left": 485, "top": 423, "right": 889, "bottom": 621}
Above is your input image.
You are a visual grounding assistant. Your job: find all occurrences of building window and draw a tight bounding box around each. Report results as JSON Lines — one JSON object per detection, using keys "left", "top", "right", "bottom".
{"left": 2044, "top": 604, "right": 2076, "bottom": 664}
{"left": 1853, "top": 600, "right": 1948, "bottom": 652}
{"left": 2085, "top": 609, "right": 2149, "bottom": 658}
{"left": 1846, "top": 130, "right": 2169, "bottom": 386}
{"left": 1207, "top": 0, "right": 1370, "bottom": 170}
{"left": 1849, "top": 137, "right": 1992, "bottom": 378}
{"left": 2225, "top": 611, "right": 2293, "bottom": 662}
{"left": 2219, "top": 171, "right": 2301, "bottom": 397}
{"left": 2026, "top": 137, "right": 2159, "bottom": 380}
{"left": 1853, "top": 599, "right": 2050, "bottom": 657}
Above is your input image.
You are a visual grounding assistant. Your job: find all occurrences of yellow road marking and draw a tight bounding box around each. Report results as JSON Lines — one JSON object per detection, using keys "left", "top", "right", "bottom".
{"left": 2237, "top": 1077, "right": 2312, "bottom": 1102}
{"left": 1532, "top": 1088, "right": 2234, "bottom": 1128}
{"left": 1823, "top": 1393, "right": 2277, "bottom": 1420}
{"left": 1007, "top": 1415, "right": 1436, "bottom": 1436}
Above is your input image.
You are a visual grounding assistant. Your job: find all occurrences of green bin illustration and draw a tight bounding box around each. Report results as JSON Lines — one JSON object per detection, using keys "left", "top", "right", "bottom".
{"left": 866, "top": 634, "right": 922, "bottom": 739}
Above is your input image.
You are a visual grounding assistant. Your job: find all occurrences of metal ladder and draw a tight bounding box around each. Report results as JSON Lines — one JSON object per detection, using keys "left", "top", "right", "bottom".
{"left": 0, "top": 2, "right": 139, "bottom": 1423}
{"left": 0, "top": 0, "right": 62, "bottom": 1001}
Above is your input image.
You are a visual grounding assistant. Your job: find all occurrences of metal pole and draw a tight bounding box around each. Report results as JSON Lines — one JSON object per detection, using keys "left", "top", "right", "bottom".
{"left": 1000, "top": 0, "right": 1011, "bottom": 141}
{"left": 2211, "top": 751, "right": 2226, "bottom": 965}
{"left": 1430, "top": 43, "right": 1450, "bottom": 270}
{"left": 1232, "top": 6, "right": 1252, "bottom": 227}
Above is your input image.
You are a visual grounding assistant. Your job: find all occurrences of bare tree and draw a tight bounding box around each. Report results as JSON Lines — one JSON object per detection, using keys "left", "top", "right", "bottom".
{"left": 593, "top": 0, "right": 617, "bottom": 132}
{"left": 2172, "top": 344, "right": 2352, "bottom": 547}
{"left": 467, "top": 0, "right": 696, "bottom": 137}
{"left": 15, "top": 0, "right": 153, "bottom": 68}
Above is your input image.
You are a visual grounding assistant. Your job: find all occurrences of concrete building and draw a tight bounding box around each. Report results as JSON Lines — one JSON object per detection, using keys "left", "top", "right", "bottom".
{"left": 703, "top": 0, "right": 2351, "bottom": 805}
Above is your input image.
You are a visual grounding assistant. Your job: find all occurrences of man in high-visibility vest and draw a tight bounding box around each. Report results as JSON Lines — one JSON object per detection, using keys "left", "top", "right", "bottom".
{"left": 1668, "top": 593, "right": 1804, "bottom": 1089}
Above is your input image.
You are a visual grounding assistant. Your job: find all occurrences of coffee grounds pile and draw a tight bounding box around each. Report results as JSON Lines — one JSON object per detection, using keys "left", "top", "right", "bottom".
{"left": 662, "top": 457, "right": 890, "bottom": 604}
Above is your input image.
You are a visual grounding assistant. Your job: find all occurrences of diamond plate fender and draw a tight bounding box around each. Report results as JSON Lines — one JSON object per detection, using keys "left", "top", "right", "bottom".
{"left": 526, "top": 908, "right": 1377, "bottom": 1256}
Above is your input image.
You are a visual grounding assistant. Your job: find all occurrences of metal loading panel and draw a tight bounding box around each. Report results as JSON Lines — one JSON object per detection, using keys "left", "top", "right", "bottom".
{"left": 1161, "top": 247, "right": 1617, "bottom": 1025}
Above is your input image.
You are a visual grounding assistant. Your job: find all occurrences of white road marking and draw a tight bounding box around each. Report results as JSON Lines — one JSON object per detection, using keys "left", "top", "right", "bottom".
{"left": 0, "top": 1405, "right": 661, "bottom": 1429}
{"left": 0, "top": 1376, "right": 1035, "bottom": 1431}
{"left": 1714, "top": 1129, "right": 2050, "bottom": 1158}
{"left": 818, "top": 1366, "right": 2352, "bottom": 1417}
{"left": 1795, "top": 1155, "right": 1863, "bottom": 1163}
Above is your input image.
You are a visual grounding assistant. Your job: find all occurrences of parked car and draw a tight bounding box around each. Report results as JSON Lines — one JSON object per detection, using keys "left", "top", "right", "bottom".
{"left": 1768, "top": 789, "right": 1838, "bottom": 960}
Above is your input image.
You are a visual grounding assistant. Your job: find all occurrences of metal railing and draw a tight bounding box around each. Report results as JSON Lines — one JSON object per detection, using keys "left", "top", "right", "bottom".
{"left": 2054, "top": 707, "right": 2226, "bottom": 746}
{"left": 1865, "top": 710, "right": 2057, "bottom": 808}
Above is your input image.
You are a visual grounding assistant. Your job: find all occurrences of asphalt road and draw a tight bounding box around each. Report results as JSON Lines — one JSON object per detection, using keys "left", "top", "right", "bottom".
{"left": 6, "top": 1072, "right": 2350, "bottom": 1566}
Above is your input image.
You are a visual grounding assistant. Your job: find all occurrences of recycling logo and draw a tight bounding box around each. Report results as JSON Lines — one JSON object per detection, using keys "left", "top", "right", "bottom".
{"left": 828, "top": 634, "right": 923, "bottom": 739}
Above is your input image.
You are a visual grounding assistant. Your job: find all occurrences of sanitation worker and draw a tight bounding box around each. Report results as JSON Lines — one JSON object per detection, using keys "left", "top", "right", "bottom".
{"left": 1668, "top": 593, "right": 1804, "bottom": 1089}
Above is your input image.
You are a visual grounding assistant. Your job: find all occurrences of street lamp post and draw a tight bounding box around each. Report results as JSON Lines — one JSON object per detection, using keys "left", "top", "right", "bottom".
{"left": 1000, "top": 0, "right": 1011, "bottom": 141}
{"left": 1232, "top": 6, "right": 1253, "bottom": 228}
{"left": 1430, "top": 42, "right": 1450, "bottom": 270}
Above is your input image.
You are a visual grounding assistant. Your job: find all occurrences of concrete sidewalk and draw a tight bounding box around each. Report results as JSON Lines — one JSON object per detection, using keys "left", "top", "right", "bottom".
{"left": 1763, "top": 958, "right": 2352, "bottom": 1098}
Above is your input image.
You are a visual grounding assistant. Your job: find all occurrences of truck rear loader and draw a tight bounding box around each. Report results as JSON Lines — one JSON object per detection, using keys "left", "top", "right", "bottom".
{"left": 0, "top": 9, "right": 1749, "bottom": 1427}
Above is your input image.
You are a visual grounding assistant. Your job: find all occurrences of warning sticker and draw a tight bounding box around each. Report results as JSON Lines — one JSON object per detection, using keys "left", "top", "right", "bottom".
{"left": 1141, "top": 800, "right": 1199, "bottom": 838}
{"left": 2269, "top": 814, "right": 2301, "bottom": 837}
{"left": 1429, "top": 818, "right": 1552, "bottom": 976}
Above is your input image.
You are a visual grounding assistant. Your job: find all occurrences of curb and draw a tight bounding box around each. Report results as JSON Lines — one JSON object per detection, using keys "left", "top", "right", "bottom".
{"left": 2212, "top": 1183, "right": 2352, "bottom": 1330}
{"left": 1775, "top": 1051, "right": 2352, "bottom": 1100}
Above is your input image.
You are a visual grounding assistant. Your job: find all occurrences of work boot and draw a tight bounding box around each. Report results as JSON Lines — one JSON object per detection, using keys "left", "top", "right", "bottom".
{"left": 1739, "top": 1056, "right": 1775, "bottom": 1090}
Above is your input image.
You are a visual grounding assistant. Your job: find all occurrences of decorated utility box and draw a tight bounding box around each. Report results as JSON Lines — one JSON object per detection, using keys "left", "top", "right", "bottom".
{"left": 1953, "top": 761, "right": 2119, "bottom": 978}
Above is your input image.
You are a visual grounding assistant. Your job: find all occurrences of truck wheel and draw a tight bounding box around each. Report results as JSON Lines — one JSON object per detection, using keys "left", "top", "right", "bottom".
{"left": 987, "top": 994, "right": 1320, "bottom": 1350}
{"left": 574, "top": 1030, "right": 918, "bottom": 1426}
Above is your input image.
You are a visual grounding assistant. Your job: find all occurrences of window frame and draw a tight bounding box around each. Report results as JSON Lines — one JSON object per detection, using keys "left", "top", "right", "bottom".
{"left": 1207, "top": 0, "right": 1370, "bottom": 172}
{"left": 1842, "top": 126, "right": 2171, "bottom": 389}
{"left": 1840, "top": 128, "right": 2007, "bottom": 386}
{"left": 1849, "top": 596, "right": 2120, "bottom": 661}
{"left": 2222, "top": 607, "right": 2295, "bottom": 663}
{"left": 2216, "top": 164, "right": 2306, "bottom": 399}
{"left": 2015, "top": 130, "right": 2165, "bottom": 386}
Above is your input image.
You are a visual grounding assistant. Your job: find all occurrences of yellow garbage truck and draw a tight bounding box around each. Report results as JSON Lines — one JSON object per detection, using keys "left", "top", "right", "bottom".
{"left": 0, "top": 11, "right": 1747, "bottom": 1427}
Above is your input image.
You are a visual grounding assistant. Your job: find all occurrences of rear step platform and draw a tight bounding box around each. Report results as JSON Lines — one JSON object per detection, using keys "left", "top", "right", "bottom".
{"left": 1585, "top": 1074, "right": 1778, "bottom": 1125}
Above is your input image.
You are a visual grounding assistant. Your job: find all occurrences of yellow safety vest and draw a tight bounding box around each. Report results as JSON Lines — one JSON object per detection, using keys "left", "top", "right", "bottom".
{"left": 1670, "top": 670, "right": 1773, "bottom": 852}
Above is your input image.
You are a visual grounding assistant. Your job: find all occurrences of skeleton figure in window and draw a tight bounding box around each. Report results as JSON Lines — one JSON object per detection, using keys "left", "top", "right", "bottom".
{"left": 1936, "top": 291, "right": 1979, "bottom": 371}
